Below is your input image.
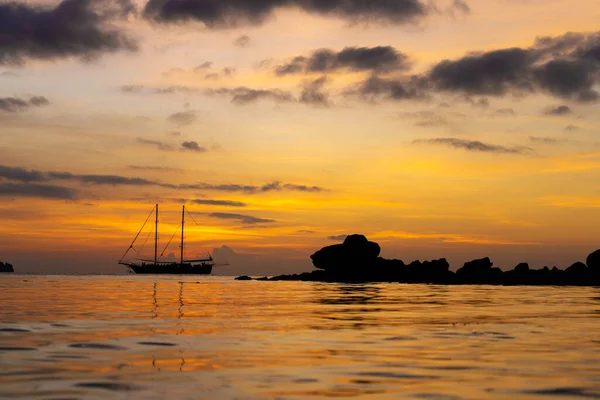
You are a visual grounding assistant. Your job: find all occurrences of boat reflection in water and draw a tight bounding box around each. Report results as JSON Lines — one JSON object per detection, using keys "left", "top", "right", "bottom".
{"left": 119, "top": 204, "right": 226, "bottom": 275}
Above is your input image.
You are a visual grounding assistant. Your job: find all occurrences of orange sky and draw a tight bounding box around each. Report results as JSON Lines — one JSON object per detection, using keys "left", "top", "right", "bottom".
{"left": 1, "top": 0, "right": 599, "bottom": 273}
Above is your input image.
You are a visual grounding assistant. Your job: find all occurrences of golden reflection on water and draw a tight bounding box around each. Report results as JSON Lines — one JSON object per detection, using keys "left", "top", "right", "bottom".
{"left": 0, "top": 275, "right": 599, "bottom": 399}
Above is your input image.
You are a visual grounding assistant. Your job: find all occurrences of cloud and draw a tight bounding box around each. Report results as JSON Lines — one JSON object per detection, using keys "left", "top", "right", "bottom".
{"left": 300, "top": 76, "right": 331, "bottom": 107}
{"left": 275, "top": 46, "right": 411, "bottom": 75}
{"left": 120, "top": 84, "right": 144, "bottom": 93}
{"left": 0, "top": 182, "right": 76, "bottom": 199}
{"left": 399, "top": 110, "right": 449, "bottom": 127}
{"left": 0, "top": 165, "right": 327, "bottom": 194}
{"left": 0, "top": 0, "right": 137, "bottom": 65}
{"left": 128, "top": 165, "right": 182, "bottom": 172}
{"left": 143, "top": 0, "right": 429, "bottom": 27}
{"left": 346, "top": 75, "right": 424, "bottom": 101}
{"left": 492, "top": 108, "right": 516, "bottom": 116}
{"left": 0, "top": 165, "right": 46, "bottom": 182}
{"left": 413, "top": 138, "right": 533, "bottom": 154}
{"left": 234, "top": 35, "right": 252, "bottom": 48}
{"left": 564, "top": 124, "right": 580, "bottom": 132}
{"left": 136, "top": 137, "right": 174, "bottom": 151}
{"left": 529, "top": 136, "right": 561, "bottom": 144}
{"left": 545, "top": 105, "right": 572, "bottom": 116}
{"left": 209, "top": 212, "right": 276, "bottom": 225}
{"left": 179, "top": 181, "right": 325, "bottom": 193}
{"left": 206, "top": 87, "right": 294, "bottom": 105}
{"left": 0, "top": 96, "right": 50, "bottom": 112}
{"left": 167, "top": 110, "right": 197, "bottom": 126}
{"left": 425, "top": 31, "right": 600, "bottom": 101}
{"left": 186, "top": 199, "right": 247, "bottom": 207}
{"left": 181, "top": 141, "right": 206, "bottom": 152}
{"left": 328, "top": 234, "right": 348, "bottom": 241}
{"left": 297, "top": 229, "right": 315, "bottom": 234}
{"left": 194, "top": 61, "right": 213, "bottom": 71}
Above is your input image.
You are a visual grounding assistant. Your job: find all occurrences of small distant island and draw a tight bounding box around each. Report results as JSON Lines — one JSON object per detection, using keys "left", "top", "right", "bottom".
{"left": 237, "top": 235, "right": 600, "bottom": 286}
{"left": 0, "top": 261, "right": 14, "bottom": 273}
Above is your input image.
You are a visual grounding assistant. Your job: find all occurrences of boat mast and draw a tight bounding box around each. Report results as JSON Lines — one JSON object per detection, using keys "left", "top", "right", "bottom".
{"left": 180, "top": 205, "right": 185, "bottom": 264}
{"left": 154, "top": 204, "right": 158, "bottom": 265}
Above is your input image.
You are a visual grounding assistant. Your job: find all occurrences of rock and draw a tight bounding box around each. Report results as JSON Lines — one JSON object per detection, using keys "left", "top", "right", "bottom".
{"left": 456, "top": 257, "right": 500, "bottom": 283}
{"left": 566, "top": 262, "right": 587, "bottom": 273}
{"left": 0, "top": 262, "right": 14, "bottom": 273}
{"left": 514, "top": 263, "right": 529, "bottom": 272}
{"left": 235, "top": 275, "right": 252, "bottom": 281}
{"left": 586, "top": 249, "right": 600, "bottom": 272}
{"left": 310, "top": 234, "right": 380, "bottom": 273}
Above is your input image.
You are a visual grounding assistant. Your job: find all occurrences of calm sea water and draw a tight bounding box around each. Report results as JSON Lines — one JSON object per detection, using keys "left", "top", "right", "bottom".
{"left": 0, "top": 275, "right": 599, "bottom": 400}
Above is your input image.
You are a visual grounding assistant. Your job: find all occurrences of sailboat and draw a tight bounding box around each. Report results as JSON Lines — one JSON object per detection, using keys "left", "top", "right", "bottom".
{"left": 119, "top": 205, "right": 217, "bottom": 275}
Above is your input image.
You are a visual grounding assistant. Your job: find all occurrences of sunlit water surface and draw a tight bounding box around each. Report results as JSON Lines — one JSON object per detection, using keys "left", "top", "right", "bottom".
{"left": 0, "top": 276, "right": 599, "bottom": 399}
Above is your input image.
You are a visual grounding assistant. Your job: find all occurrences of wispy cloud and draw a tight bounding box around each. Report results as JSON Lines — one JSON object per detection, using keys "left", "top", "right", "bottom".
{"left": 413, "top": 138, "right": 533, "bottom": 154}
{"left": 209, "top": 213, "right": 276, "bottom": 224}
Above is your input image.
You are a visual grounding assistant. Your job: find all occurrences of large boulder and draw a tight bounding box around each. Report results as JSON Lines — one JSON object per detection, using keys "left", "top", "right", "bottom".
{"left": 586, "top": 249, "right": 600, "bottom": 272}
{"left": 310, "top": 234, "right": 380, "bottom": 273}
{"left": 456, "top": 257, "right": 502, "bottom": 283}
{"left": 0, "top": 262, "right": 14, "bottom": 273}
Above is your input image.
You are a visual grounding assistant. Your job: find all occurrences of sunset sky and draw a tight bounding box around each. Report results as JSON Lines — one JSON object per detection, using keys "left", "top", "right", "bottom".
{"left": 1, "top": 0, "right": 600, "bottom": 274}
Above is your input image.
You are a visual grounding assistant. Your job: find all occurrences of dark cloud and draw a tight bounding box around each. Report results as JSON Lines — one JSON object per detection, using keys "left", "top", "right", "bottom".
{"left": 413, "top": 138, "right": 533, "bottom": 154}
{"left": 206, "top": 87, "right": 294, "bottom": 105}
{"left": 300, "top": 76, "right": 331, "bottom": 107}
{"left": 0, "top": 165, "right": 46, "bottom": 182}
{"left": 328, "top": 234, "right": 348, "bottom": 241}
{"left": 428, "top": 48, "right": 535, "bottom": 96}
{"left": 346, "top": 75, "right": 424, "bottom": 101}
{"left": 181, "top": 141, "right": 206, "bottom": 152}
{"left": 275, "top": 46, "right": 411, "bottom": 75}
{"left": 0, "top": 96, "right": 50, "bottom": 112}
{"left": 155, "top": 86, "right": 201, "bottom": 95}
{"left": 136, "top": 137, "right": 174, "bottom": 151}
{"left": 423, "top": 31, "right": 600, "bottom": 102}
{"left": 0, "top": 165, "right": 325, "bottom": 194}
{"left": 545, "top": 105, "right": 572, "bottom": 116}
{"left": 167, "top": 110, "right": 197, "bottom": 126}
{"left": 209, "top": 212, "right": 276, "bottom": 225}
{"left": 179, "top": 181, "right": 325, "bottom": 193}
{"left": 143, "top": 0, "right": 429, "bottom": 27}
{"left": 234, "top": 35, "right": 252, "bottom": 48}
{"left": 187, "top": 199, "right": 247, "bottom": 207}
{"left": 0, "top": 182, "right": 76, "bottom": 199}
{"left": 0, "top": 0, "right": 137, "bottom": 65}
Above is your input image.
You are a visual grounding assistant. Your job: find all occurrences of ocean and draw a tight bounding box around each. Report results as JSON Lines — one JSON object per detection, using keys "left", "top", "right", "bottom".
{"left": 0, "top": 275, "right": 599, "bottom": 399}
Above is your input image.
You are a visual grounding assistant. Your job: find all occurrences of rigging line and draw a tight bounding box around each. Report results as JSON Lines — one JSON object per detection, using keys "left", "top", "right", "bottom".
{"left": 136, "top": 227, "right": 154, "bottom": 259}
{"left": 119, "top": 205, "right": 156, "bottom": 262}
{"left": 186, "top": 208, "right": 203, "bottom": 229}
{"left": 160, "top": 224, "right": 181, "bottom": 260}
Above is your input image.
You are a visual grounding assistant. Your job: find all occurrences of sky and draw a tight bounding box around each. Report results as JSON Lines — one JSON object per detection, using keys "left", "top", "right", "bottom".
{"left": 1, "top": 0, "right": 600, "bottom": 275}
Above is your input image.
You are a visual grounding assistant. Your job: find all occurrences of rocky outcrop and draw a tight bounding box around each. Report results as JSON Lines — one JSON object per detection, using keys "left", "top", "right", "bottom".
{"left": 587, "top": 249, "right": 600, "bottom": 272}
{"left": 0, "top": 262, "right": 14, "bottom": 273}
{"left": 254, "top": 235, "right": 600, "bottom": 286}
{"left": 234, "top": 275, "right": 252, "bottom": 281}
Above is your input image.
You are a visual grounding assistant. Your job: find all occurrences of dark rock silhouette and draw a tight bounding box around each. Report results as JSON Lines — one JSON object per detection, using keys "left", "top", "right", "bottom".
{"left": 246, "top": 235, "right": 600, "bottom": 286}
{"left": 587, "top": 249, "right": 600, "bottom": 272}
{"left": 235, "top": 275, "right": 252, "bottom": 281}
{"left": 0, "top": 262, "right": 14, "bottom": 273}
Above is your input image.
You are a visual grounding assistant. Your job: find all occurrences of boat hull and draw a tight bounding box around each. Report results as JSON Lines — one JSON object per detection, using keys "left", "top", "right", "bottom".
{"left": 126, "top": 263, "right": 213, "bottom": 275}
